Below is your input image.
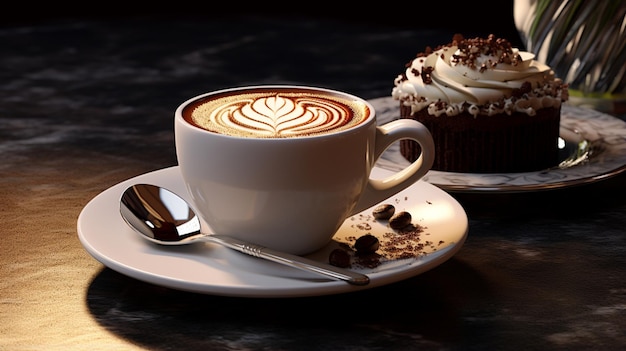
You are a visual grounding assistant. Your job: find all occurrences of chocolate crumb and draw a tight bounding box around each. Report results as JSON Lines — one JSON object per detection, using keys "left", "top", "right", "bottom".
{"left": 339, "top": 198, "right": 444, "bottom": 266}
{"left": 329, "top": 248, "right": 351, "bottom": 268}
{"left": 354, "top": 252, "right": 382, "bottom": 268}
{"left": 356, "top": 222, "right": 372, "bottom": 231}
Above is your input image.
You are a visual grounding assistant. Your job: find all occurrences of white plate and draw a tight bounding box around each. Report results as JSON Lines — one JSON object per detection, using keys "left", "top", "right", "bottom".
{"left": 77, "top": 166, "right": 468, "bottom": 298}
{"left": 373, "top": 97, "right": 626, "bottom": 192}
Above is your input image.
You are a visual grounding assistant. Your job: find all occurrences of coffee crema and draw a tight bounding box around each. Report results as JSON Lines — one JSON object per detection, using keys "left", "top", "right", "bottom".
{"left": 183, "top": 89, "right": 370, "bottom": 138}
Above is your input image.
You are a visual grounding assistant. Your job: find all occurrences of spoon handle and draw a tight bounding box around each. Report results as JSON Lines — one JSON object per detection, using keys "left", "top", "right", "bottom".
{"left": 208, "top": 235, "right": 370, "bottom": 286}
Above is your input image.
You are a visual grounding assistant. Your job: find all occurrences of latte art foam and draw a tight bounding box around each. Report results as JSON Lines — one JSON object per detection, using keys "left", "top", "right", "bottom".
{"left": 185, "top": 90, "right": 369, "bottom": 138}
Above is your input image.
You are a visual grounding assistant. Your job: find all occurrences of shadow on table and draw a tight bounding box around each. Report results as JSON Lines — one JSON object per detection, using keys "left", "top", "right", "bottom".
{"left": 85, "top": 257, "right": 491, "bottom": 350}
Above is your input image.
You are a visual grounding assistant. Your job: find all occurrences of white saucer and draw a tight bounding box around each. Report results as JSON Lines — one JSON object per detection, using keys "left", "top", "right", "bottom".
{"left": 372, "top": 97, "right": 626, "bottom": 192}
{"left": 77, "top": 166, "right": 468, "bottom": 298}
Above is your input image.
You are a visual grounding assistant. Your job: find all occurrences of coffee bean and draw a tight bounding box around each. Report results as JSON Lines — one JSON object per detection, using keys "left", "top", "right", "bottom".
{"left": 372, "top": 203, "right": 395, "bottom": 220}
{"left": 389, "top": 211, "right": 412, "bottom": 230}
{"left": 329, "top": 248, "right": 351, "bottom": 268}
{"left": 354, "top": 234, "right": 380, "bottom": 254}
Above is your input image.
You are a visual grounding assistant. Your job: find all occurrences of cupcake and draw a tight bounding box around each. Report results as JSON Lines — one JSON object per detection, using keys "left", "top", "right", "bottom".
{"left": 392, "top": 34, "right": 569, "bottom": 173}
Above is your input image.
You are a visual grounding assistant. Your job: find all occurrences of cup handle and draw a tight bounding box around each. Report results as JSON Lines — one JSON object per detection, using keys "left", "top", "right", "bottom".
{"left": 350, "top": 119, "right": 435, "bottom": 215}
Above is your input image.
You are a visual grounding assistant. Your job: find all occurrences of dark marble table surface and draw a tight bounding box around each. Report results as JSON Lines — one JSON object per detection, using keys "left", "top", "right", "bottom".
{"left": 2, "top": 12, "right": 625, "bottom": 351}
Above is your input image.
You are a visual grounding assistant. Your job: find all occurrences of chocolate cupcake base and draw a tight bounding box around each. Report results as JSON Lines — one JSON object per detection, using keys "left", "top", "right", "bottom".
{"left": 400, "top": 105, "right": 561, "bottom": 173}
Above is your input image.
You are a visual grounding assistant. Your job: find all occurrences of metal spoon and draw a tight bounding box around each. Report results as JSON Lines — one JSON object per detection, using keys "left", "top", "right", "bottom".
{"left": 119, "top": 184, "right": 370, "bottom": 286}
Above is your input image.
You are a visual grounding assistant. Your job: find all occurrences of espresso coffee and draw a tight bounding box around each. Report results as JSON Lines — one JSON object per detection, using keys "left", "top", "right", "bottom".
{"left": 182, "top": 87, "right": 370, "bottom": 138}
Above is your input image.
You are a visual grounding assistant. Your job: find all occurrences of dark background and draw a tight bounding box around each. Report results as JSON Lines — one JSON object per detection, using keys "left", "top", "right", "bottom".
{"left": 1, "top": 1, "right": 523, "bottom": 47}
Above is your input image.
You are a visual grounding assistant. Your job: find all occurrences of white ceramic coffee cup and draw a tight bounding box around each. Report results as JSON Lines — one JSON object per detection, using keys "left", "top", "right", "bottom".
{"left": 175, "top": 85, "right": 434, "bottom": 255}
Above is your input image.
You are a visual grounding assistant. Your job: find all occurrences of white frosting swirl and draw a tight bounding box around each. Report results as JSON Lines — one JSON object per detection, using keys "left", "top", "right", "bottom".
{"left": 392, "top": 35, "right": 569, "bottom": 117}
{"left": 188, "top": 91, "right": 368, "bottom": 138}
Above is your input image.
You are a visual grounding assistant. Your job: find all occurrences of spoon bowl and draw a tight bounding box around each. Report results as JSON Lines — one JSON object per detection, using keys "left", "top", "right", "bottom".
{"left": 119, "top": 184, "right": 369, "bottom": 286}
